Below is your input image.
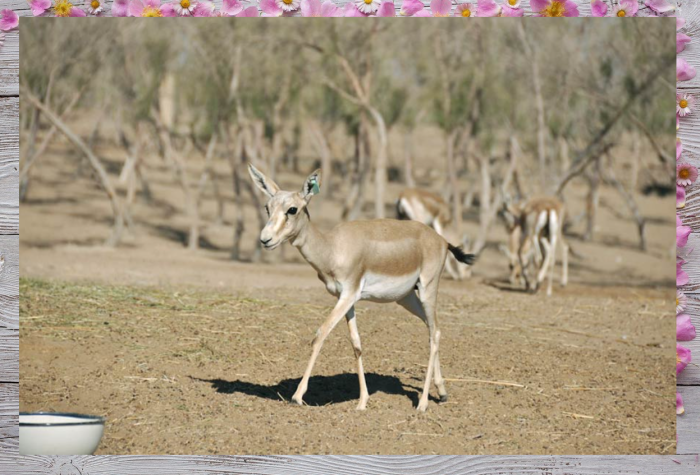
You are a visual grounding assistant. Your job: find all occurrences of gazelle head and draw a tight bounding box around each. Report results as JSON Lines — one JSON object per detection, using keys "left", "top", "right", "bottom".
{"left": 248, "top": 164, "right": 321, "bottom": 250}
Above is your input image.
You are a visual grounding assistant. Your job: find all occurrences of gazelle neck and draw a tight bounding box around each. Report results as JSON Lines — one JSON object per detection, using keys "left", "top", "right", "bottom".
{"left": 290, "top": 216, "right": 332, "bottom": 275}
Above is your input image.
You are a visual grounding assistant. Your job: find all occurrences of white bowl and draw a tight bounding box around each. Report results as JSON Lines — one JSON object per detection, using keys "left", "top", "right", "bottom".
{"left": 20, "top": 412, "right": 105, "bottom": 455}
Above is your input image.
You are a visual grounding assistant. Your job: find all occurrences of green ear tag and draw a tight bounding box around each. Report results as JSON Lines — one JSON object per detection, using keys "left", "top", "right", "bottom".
{"left": 311, "top": 178, "right": 320, "bottom": 195}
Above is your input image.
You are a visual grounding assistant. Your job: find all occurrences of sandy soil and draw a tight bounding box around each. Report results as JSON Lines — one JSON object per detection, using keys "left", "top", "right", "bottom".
{"left": 19, "top": 121, "right": 676, "bottom": 454}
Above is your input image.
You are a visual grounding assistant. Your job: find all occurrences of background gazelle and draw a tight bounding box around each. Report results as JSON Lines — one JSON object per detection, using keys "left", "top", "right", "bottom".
{"left": 503, "top": 196, "right": 568, "bottom": 296}
{"left": 248, "top": 164, "right": 474, "bottom": 411}
{"left": 396, "top": 188, "right": 468, "bottom": 281}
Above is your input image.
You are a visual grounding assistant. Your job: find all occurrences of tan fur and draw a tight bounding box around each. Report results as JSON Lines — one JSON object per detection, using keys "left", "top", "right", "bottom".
{"left": 397, "top": 188, "right": 466, "bottom": 280}
{"left": 505, "top": 196, "right": 569, "bottom": 296}
{"left": 249, "top": 165, "right": 472, "bottom": 411}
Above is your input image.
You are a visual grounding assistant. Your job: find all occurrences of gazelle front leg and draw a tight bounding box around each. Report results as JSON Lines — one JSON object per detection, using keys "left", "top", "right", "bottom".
{"left": 415, "top": 277, "right": 442, "bottom": 412}
{"left": 345, "top": 307, "right": 369, "bottom": 410}
{"left": 291, "top": 292, "right": 358, "bottom": 406}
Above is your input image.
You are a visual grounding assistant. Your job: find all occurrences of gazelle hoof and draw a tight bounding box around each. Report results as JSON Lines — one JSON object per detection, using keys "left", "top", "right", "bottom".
{"left": 416, "top": 400, "right": 429, "bottom": 412}
{"left": 439, "top": 394, "right": 448, "bottom": 404}
{"left": 290, "top": 395, "right": 304, "bottom": 406}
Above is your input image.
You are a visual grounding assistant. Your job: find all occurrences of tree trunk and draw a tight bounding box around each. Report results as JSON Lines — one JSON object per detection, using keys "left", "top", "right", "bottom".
{"left": 403, "top": 130, "right": 415, "bottom": 187}
{"left": 584, "top": 158, "right": 601, "bottom": 242}
{"left": 605, "top": 153, "right": 646, "bottom": 250}
{"left": 24, "top": 91, "right": 126, "bottom": 246}
{"left": 189, "top": 132, "right": 218, "bottom": 251}
{"left": 368, "top": 106, "right": 388, "bottom": 219}
{"left": 445, "top": 129, "right": 462, "bottom": 230}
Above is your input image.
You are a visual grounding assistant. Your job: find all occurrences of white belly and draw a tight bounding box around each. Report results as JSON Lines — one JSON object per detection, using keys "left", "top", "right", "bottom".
{"left": 360, "top": 271, "right": 419, "bottom": 303}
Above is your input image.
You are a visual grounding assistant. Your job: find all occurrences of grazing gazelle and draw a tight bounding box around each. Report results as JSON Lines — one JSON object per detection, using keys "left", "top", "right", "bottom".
{"left": 248, "top": 164, "right": 474, "bottom": 411}
{"left": 502, "top": 196, "right": 568, "bottom": 296}
{"left": 396, "top": 188, "right": 468, "bottom": 280}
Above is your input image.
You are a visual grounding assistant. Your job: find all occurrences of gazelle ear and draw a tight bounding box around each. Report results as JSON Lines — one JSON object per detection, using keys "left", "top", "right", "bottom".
{"left": 301, "top": 169, "right": 321, "bottom": 202}
{"left": 248, "top": 164, "right": 280, "bottom": 198}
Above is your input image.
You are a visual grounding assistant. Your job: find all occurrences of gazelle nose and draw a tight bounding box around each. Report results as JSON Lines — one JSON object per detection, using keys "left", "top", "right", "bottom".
{"left": 261, "top": 237, "right": 272, "bottom": 245}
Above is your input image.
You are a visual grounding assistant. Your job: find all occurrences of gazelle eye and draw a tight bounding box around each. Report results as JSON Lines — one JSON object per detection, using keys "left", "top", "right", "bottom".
{"left": 287, "top": 207, "right": 298, "bottom": 216}
{"left": 265, "top": 205, "right": 270, "bottom": 216}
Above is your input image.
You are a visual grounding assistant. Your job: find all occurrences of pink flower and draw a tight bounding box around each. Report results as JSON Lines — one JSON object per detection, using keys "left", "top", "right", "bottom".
{"left": 678, "top": 185, "right": 687, "bottom": 209}
{"left": 678, "top": 216, "right": 692, "bottom": 248}
{"left": 30, "top": 0, "right": 52, "bottom": 16}
{"left": 376, "top": 0, "right": 396, "bottom": 15}
{"left": 677, "top": 289, "right": 687, "bottom": 315}
{"left": 236, "top": 5, "right": 259, "bottom": 14}
{"left": 302, "top": 0, "right": 342, "bottom": 15}
{"left": 677, "top": 163, "right": 698, "bottom": 187}
{"left": 260, "top": 0, "right": 284, "bottom": 15}
{"left": 677, "top": 343, "right": 691, "bottom": 375}
{"left": 612, "top": 0, "right": 637, "bottom": 17}
{"left": 677, "top": 93, "right": 695, "bottom": 117}
{"left": 476, "top": 0, "right": 500, "bottom": 16}
{"left": 128, "top": 0, "right": 176, "bottom": 15}
{"left": 530, "top": 0, "right": 578, "bottom": 16}
{"left": 678, "top": 314, "right": 697, "bottom": 341}
{"left": 221, "top": 0, "right": 244, "bottom": 14}
{"left": 677, "top": 392, "right": 685, "bottom": 415}
{"left": 112, "top": 0, "right": 130, "bottom": 15}
{"left": 678, "top": 260, "right": 689, "bottom": 286}
{"left": 678, "top": 33, "right": 692, "bottom": 54}
{"left": 678, "top": 58, "right": 696, "bottom": 82}
{"left": 590, "top": 0, "right": 607, "bottom": 16}
{"left": 455, "top": 2, "right": 475, "bottom": 15}
{"left": 413, "top": 9, "right": 431, "bottom": 15}
{"left": 53, "top": 0, "right": 87, "bottom": 16}
{"left": 645, "top": 0, "right": 674, "bottom": 14}
{"left": 501, "top": 3, "right": 523, "bottom": 15}
{"left": 431, "top": 0, "right": 452, "bottom": 15}
{"left": 0, "top": 10, "right": 18, "bottom": 30}
{"left": 343, "top": 2, "right": 367, "bottom": 15}
{"left": 193, "top": 0, "right": 215, "bottom": 15}
{"left": 400, "top": 0, "right": 424, "bottom": 14}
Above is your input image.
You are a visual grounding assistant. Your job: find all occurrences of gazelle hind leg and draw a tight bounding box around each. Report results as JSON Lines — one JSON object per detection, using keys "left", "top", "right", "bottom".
{"left": 546, "top": 210, "right": 559, "bottom": 296}
{"left": 561, "top": 239, "right": 569, "bottom": 287}
{"left": 417, "top": 274, "right": 442, "bottom": 412}
{"left": 345, "top": 307, "right": 369, "bottom": 410}
{"left": 398, "top": 292, "right": 447, "bottom": 402}
{"left": 291, "top": 292, "right": 358, "bottom": 406}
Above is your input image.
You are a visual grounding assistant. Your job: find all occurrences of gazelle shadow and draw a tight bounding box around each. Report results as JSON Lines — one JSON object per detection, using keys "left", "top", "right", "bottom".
{"left": 193, "top": 373, "right": 433, "bottom": 407}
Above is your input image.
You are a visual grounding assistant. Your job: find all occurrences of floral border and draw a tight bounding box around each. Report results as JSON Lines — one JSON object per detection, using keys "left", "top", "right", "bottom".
{"left": 0, "top": 0, "right": 678, "bottom": 19}
{"left": 676, "top": 10, "right": 697, "bottom": 421}
{"left": 0, "top": 0, "right": 688, "bottom": 444}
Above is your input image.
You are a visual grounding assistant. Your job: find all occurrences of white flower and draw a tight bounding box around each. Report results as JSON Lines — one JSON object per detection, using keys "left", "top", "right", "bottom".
{"left": 87, "top": 0, "right": 103, "bottom": 14}
{"left": 677, "top": 93, "right": 695, "bottom": 118}
{"left": 174, "top": 0, "right": 197, "bottom": 15}
{"left": 677, "top": 289, "right": 688, "bottom": 315}
{"left": 276, "top": 0, "right": 301, "bottom": 12}
{"left": 356, "top": 0, "right": 379, "bottom": 14}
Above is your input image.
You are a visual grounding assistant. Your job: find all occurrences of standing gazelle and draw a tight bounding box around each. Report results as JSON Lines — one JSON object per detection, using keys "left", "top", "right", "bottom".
{"left": 396, "top": 188, "right": 468, "bottom": 280}
{"left": 248, "top": 164, "right": 474, "bottom": 411}
{"left": 502, "top": 196, "right": 568, "bottom": 296}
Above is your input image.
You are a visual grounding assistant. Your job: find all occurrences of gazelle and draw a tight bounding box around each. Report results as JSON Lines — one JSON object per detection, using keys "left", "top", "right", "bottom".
{"left": 502, "top": 196, "right": 568, "bottom": 296}
{"left": 248, "top": 164, "right": 475, "bottom": 411}
{"left": 396, "top": 188, "right": 468, "bottom": 280}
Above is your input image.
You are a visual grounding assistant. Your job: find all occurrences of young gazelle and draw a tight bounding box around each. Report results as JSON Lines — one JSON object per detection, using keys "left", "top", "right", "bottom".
{"left": 503, "top": 196, "right": 568, "bottom": 296}
{"left": 396, "top": 188, "right": 468, "bottom": 280}
{"left": 248, "top": 165, "right": 474, "bottom": 411}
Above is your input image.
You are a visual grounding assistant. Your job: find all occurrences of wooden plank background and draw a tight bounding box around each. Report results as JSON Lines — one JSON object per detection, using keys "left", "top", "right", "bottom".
{"left": 0, "top": 455, "right": 697, "bottom": 474}
{"left": 677, "top": 0, "right": 700, "bottom": 458}
{"left": 4, "top": 0, "right": 697, "bottom": 471}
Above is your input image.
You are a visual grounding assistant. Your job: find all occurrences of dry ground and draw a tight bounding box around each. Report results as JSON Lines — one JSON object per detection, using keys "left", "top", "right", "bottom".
{"left": 19, "top": 119, "right": 676, "bottom": 454}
